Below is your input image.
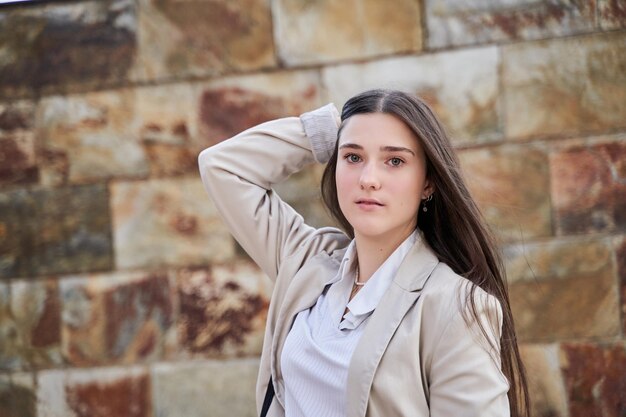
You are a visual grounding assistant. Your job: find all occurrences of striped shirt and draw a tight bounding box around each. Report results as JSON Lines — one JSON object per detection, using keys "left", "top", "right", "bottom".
{"left": 280, "top": 230, "right": 419, "bottom": 417}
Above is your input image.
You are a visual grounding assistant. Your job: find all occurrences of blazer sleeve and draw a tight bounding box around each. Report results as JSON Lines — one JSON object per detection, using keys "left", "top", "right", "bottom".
{"left": 428, "top": 290, "right": 511, "bottom": 417}
{"left": 198, "top": 103, "right": 342, "bottom": 281}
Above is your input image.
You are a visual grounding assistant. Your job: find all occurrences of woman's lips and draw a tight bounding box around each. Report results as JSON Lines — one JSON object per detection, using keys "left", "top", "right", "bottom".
{"left": 356, "top": 199, "right": 384, "bottom": 209}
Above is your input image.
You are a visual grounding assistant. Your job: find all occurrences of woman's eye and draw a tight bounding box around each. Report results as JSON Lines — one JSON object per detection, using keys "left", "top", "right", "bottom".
{"left": 389, "top": 157, "right": 403, "bottom": 166}
{"left": 346, "top": 154, "right": 361, "bottom": 163}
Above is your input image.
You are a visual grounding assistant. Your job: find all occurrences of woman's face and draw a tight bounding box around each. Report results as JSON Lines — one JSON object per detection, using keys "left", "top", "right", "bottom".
{"left": 336, "top": 112, "right": 432, "bottom": 242}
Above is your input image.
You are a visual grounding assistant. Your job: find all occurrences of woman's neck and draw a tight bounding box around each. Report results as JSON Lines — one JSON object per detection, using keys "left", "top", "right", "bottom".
{"left": 353, "top": 226, "right": 415, "bottom": 284}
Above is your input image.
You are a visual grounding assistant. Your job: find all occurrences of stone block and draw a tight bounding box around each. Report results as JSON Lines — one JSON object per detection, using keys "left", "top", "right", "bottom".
{"left": 36, "top": 90, "right": 148, "bottom": 186}
{"left": 505, "top": 237, "right": 620, "bottom": 341}
{"left": 426, "top": 0, "right": 596, "bottom": 49}
{"left": 60, "top": 271, "right": 174, "bottom": 366}
{"left": 152, "top": 359, "right": 259, "bottom": 417}
{"left": 273, "top": 0, "right": 422, "bottom": 66}
{"left": 599, "top": 0, "right": 626, "bottom": 29}
{"left": 0, "top": 184, "right": 113, "bottom": 279}
{"left": 1, "top": 280, "right": 63, "bottom": 370}
{"left": 197, "top": 70, "right": 321, "bottom": 146}
{"left": 560, "top": 342, "right": 626, "bottom": 417}
{"left": 111, "top": 177, "right": 234, "bottom": 269}
{"left": 0, "top": 0, "right": 136, "bottom": 98}
{"left": 0, "top": 101, "right": 38, "bottom": 186}
{"left": 134, "top": 0, "right": 274, "bottom": 82}
{"left": 503, "top": 31, "right": 626, "bottom": 139}
{"left": 458, "top": 145, "right": 551, "bottom": 242}
{"left": 136, "top": 83, "right": 199, "bottom": 177}
{"left": 177, "top": 263, "right": 271, "bottom": 357}
{"left": 550, "top": 137, "right": 626, "bottom": 235}
{"left": 37, "top": 366, "right": 151, "bottom": 417}
{"left": 519, "top": 344, "right": 568, "bottom": 417}
{"left": 616, "top": 236, "right": 626, "bottom": 335}
{"left": 322, "top": 47, "right": 501, "bottom": 144}
{"left": 0, "top": 373, "right": 37, "bottom": 417}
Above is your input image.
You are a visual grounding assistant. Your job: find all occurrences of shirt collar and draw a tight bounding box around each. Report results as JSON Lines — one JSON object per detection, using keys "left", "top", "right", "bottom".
{"left": 339, "top": 229, "right": 420, "bottom": 329}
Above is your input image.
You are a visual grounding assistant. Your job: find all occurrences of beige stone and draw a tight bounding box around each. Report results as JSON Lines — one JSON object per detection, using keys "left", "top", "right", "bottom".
{"left": 519, "top": 343, "right": 568, "bottom": 417}
{"left": 503, "top": 31, "right": 626, "bottom": 139}
{"left": 598, "top": 0, "right": 626, "bottom": 30}
{"left": 458, "top": 144, "right": 551, "bottom": 242}
{"left": 37, "top": 90, "right": 148, "bottom": 185}
{"left": 135, "top": 83, "right": 200, "bottom": 177}
{"left": 111, "top": 177, "right": 235, "bottom": 269}
{"left": 152, "top": 359, "right": 259, "bottom": 417}
{"left": 322, "top": 47, "right": 501, "bottom": 144}
{"left": 273, "top": 0, "right": 422, "bottom": 66}
{"left": 133, "top": 0, "right": 275, "bottom": 82}
{"left": 426, "top": 0, "right": 596, "bottom": 48}
{"left": 504, "top": 237, "right": 620, "bottom": 341}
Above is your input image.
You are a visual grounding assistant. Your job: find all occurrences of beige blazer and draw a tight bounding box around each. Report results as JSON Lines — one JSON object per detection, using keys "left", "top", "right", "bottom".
{"left": 198, "top": 104, "right": 510, "bottom": 417}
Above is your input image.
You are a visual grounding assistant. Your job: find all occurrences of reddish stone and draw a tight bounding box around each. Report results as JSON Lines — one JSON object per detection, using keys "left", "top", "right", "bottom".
{"left": 65, "top": 371, "right": 151, "bottom": 417}
{"left": 62, "top": 272, "right": 174, "bottom": 366}
{"left": 177, "top": 266, "right": 269, "bottom": 356}
{"left": 198, "top": 85, "right": 317, "bottom": 145}
{"left": 616, "top": 237, "right": 626, "bottom": 335}
{"left": 599, "top": 0, "right": 626, "bottom": 29}
{"left": 561, "top": 343, "right": 626, "bottom": 417}
{"left": 0, "top": 134, "right": 38, "bottom": 186}
{"left": 550, "top": 140, "right": 626, "bottom": 235}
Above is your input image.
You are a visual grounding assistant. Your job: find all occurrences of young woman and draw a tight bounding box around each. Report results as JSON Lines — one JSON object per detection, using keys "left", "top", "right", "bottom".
{"left": 199, "top": 89, "right": 529, "bottom": 417}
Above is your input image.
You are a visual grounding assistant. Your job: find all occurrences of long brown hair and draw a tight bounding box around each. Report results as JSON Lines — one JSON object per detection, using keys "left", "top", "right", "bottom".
{"left": 321, "top": 89, "right": 530, "bottom": 417}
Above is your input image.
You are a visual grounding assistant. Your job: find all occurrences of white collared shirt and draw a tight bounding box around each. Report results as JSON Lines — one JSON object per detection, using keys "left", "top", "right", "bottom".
{"left": 281, "top": 230, "right": 419, "bottom": 417}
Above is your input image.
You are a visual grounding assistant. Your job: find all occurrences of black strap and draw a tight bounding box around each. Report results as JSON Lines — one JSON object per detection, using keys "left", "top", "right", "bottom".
{"left": 260, "top": 376, "right": 275, "bottom": 417}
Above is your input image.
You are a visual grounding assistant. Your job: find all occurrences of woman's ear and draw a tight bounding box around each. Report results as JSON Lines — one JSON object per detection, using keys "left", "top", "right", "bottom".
{"left": 422, "top": 180, "right": 434, "bottom": 199}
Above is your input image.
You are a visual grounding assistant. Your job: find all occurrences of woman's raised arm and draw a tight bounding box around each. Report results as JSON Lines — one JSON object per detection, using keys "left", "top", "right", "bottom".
{"left": 198, "top": 103, "right": 344, "bottom": 281}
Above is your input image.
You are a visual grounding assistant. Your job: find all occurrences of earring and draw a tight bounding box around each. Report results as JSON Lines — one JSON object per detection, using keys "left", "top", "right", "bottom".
{"left": 422, "top": 194, "right": 433, "bottom": 212}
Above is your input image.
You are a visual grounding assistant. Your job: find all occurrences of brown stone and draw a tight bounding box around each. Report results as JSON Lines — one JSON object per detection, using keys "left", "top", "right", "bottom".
{"left": 61, "top": 271, "right": 174, "bottom": 366}
{"left": 599, "top": 0, "right": 626, "bottom": 29}
{"left": 560, "top": 342, "right": 626, "bottom": 417}
{"left": 426, "top": 0, "right": 596, "bottom": 49}
{"left": 152, "top": 359, "right": 259, "bottom": 417}
{"left": 322, "top": 47, "right": 501, "bottom": 144}
{"left": 0, "top": 101, "right": 37, "bottom": 187}
{"left": 459, "top": 145, "right": 551, "bottom": 242}
{"left": 0, "top": 373, "right": 36, "bottom": 417}
{"left": 37, "top": 90, "right": 148, "bottom": 185}
{"left": 134, "top": 0, "right": 274, "bottom": 82}
{"left": 111, "top": 177, "right": 235, "bottom": 269}
{"left": 0, "top": 184, "right": 113, "bottom": 279}
{"left": 550, "top": 138, "right": 626, "bottom": 235}
{"left": 37, "top": 367, "right": 151, "bottom": 417}
{"left": 616, "top": 236, "right": 626, "bottom": 335}
{"left": 0, "top": 101, "right": 34, "bottom": 132}
{"left": 505, "top": 237, "right": 620, "bottom": 341}
{"left": 273, "top": 0, "right": 422, "bottom": 66}
{"left": 0, "top": 0, "right": 136, "bottom": 98}
{"left": 503, "top": 31, "right": 626, "bottom": 139}
{"left": 177, "top": 263, "right": 271, "bottom": 357}
{"left": 520, "top": 344, "right": 568, "bottom": 417}
{"left": 0, "top": 283, "right": 21, "bottom": 370}
{"left": 198, "top": 71, "right": 321, "bottom": 145}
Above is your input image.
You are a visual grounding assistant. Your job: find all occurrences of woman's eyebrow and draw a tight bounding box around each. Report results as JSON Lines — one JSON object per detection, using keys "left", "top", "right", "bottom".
{"left": 338, "top": 143, "right": 415, "bottom": 156}
{"left": 381, "top": 146, "right": 415, "bottom": 156}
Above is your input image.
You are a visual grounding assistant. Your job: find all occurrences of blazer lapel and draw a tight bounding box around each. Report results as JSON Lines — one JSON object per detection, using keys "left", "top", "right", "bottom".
{"left": 271, "top": 251, "right": 344, "bottom": 403}
{"left": 346, "top": 238, "right": 439, "bottom": 417}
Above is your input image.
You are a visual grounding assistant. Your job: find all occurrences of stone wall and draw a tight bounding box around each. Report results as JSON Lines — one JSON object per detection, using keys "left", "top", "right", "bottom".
{"left": 0, "top": 0, "right": 624, "bottom": 416}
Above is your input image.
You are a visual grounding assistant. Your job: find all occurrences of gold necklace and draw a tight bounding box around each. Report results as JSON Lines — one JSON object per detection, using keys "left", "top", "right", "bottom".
{"left": 349, "top": 265, "right": 365, "bottom": 300}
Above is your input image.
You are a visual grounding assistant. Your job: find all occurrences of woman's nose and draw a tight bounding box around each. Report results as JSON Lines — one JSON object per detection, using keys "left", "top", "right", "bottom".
{"left": 359, "top": 163, "right": 381, "bottom": 190}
